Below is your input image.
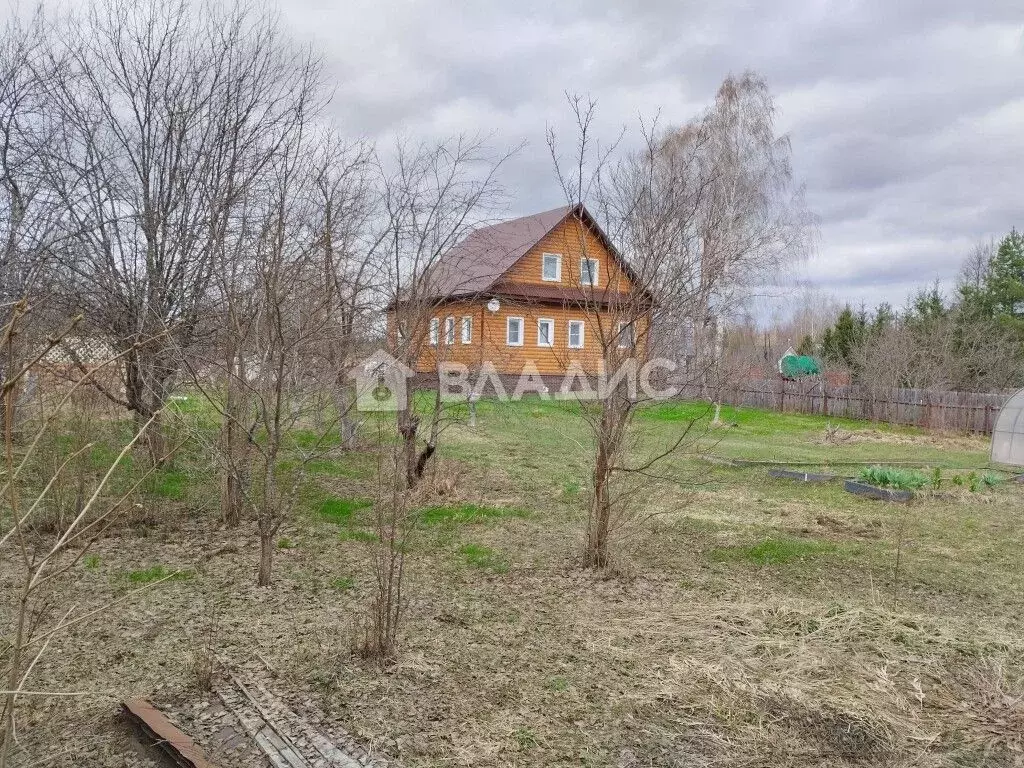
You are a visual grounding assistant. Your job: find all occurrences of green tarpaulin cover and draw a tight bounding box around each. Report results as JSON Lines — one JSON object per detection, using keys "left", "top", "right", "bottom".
{"left": 780, "top": 355, "right": 821, "bottom": 379}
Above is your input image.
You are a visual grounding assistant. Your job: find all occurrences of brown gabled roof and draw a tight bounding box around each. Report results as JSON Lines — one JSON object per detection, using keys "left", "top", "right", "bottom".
{"left": 398, "top": 203, "right": 648, "bottom": 310}
{"left": 422, "top": 205, "right": 573, "bottom": 298}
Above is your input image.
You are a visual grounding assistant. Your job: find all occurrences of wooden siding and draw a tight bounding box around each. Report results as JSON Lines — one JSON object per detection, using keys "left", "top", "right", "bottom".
{"left": 415, "top": 299, "right": 645, "bottom": 375}
{"left": 502, "top": 216, "right": 633, "bottom": 293}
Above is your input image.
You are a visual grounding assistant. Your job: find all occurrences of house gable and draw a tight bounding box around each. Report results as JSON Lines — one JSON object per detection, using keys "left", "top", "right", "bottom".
{"left": 499, "top": 212, "right": 634, "bottom": 295}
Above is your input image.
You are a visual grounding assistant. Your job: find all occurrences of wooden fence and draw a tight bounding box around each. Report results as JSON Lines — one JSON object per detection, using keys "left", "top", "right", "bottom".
{"left": 681, "top": 379, "right": 1010, "bottom": 434}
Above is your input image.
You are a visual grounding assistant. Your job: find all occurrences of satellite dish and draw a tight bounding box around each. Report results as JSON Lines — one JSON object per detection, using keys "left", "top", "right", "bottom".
{"left": 486, "top": 298, "right": 500, "bottom": 313}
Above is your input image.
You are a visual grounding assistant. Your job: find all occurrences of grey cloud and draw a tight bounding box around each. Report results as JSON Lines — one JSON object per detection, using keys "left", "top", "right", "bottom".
{"left": 275, "top": 0, "right": 1023, "bottom": 314}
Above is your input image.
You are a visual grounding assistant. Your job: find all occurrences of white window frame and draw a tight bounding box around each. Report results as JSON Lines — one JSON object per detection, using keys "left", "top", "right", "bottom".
{"left": 541, "top": 252, "right": 562, "bottom": 282}
{"left": 567, "top": 319, "right": 585, "bottom": 349}
{"left": 461, "top": 315, "right": 473, "bottom": 344}
{"left": 537, "top": 317, "right": 555, "bottom": 347}
{"left": 429, "top": 317, "right": 439, "bottom": 346}
{"left": 444, "top": 316, "right": 456, "bottom": 345}
{"left": 580, "top": 257, "right": 599, "bottom": 286}
{"left": 617, "top": 320, "right": 635, "bottom": 349}
{"left": 506, "top": 316, "right": 524, "bottom": 346}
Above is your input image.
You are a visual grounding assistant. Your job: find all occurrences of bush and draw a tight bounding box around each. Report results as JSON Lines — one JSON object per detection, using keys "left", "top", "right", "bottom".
{"left": 859, "top": 466, "right": 930, "bottom": 491}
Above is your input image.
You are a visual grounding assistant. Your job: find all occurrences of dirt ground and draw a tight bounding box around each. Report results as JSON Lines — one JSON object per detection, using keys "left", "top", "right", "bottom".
{"left": 4, "top": 404, "right": 1024, "bottom": 767}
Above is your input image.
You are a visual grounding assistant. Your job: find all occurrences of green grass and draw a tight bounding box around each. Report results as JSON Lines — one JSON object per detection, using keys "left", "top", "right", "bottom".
{"left": 546, "top": 676, "right": 570, "bottom": 691}
{"left": 419, "top": 503, "right": 528, "bottom": 526}
{"left": 330, "top": 576, "right": 356, "bottom": 590}
{"left": 305, "top": 457, "right": 372, "bottom": 478}
{"left": 277, "top": 453, "right": 374, "bottom": 481}
{"left": 560, "top": 480, "right": 582, "bottom": 500}
{"left": 124, "top": 565, "right": 194, "bottom": 584}
{"left": 710, "top": 537, "right": 838, "bottom": 566}
{"left": 277, "top": 537, "right": 296, "bottom": 549}
{"left": 291, "top": 428, "right": 343, "bottom": 450}
{"left": 459, "top": 543, "right": 509, "bottom": 573}
{"left": 637, "top": 400, "right": 866, "bottom": 434}
{"left": 317, "top": 496, "right": 372, "bottom": 524}
{"left": 148, "top": 468, "right": 189, "bottom": 499}
{"left": 83, "top": 554, "right": 101, "bottom": 569}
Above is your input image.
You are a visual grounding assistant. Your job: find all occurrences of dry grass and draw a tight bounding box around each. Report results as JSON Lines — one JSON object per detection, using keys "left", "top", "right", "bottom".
{"left": 3, "top": 402, "right": 1024, "bottom": 766}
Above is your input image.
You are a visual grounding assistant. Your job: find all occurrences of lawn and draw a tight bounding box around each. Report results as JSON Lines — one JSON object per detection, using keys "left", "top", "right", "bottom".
{"left": 7, "top": 398, "right": 1024, "bottom": 767}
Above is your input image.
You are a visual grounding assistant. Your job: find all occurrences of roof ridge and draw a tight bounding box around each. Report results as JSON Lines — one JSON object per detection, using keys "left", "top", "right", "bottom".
{"left": 469, "top": 204, "right": 573, "bottom": 234}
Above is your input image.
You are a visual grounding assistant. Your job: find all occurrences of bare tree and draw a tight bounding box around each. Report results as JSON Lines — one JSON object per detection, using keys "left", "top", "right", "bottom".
{"left": 547, "top": 97, "right": 709, "bottom": 569}
{"left": 351, "top": 137, "right": 512, "bottom": 660}
{"left": 375, "top": 136, "right": 511, "bottom": 488}
{"left": 0, "top": 304, "right": 170, "bottom": 768}
{"left": 0, "top": 9, "right": 66, "bottom": 434}
{"left": 856, "top": 306, "right": 1024, "bottom": 404}
{"left": 658, "top": 72, "right": 813, "bottom": 402}
{"left": 45, "top": 0, "right": 319, "bottom": 463}
{"left": 958, "top": 239, "right": 997, "bottom": 294}
{"left": 311, "top": 135, "right": 377, "bottom": 450}
{"left": 186, "top": 122, "right": 372, "bottom": 585}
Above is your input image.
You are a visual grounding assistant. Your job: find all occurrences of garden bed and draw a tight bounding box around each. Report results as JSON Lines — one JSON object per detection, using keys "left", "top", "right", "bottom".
{"left": 843, "top": 480, "right": 913, "bottom": 502}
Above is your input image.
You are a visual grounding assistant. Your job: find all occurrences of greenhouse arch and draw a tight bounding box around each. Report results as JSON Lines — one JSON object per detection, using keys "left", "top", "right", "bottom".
{"left": 991, "top": 388, "right": 1024, "bottom": 467}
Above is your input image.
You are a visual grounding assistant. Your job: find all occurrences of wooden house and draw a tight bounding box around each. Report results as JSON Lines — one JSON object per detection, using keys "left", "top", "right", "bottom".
{"left": 390, "top": 204, "right": 650, "bottom": 380}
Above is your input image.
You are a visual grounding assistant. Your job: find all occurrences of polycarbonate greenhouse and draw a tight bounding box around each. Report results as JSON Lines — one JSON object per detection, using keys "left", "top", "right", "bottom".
{"left": 991, "top": 389, "right": 1024, "bottom": 467}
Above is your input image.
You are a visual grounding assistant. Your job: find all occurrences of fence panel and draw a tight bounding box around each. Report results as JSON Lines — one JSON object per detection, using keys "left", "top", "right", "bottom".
{"left": 680, "top": 379, "right": 1008, "bottom": 434}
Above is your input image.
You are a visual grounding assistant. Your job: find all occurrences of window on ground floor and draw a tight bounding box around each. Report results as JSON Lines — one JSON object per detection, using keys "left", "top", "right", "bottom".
{"left": 617, "top": 320, "right": 635, "bottom": 349}
{"left": 507, "top": 316, "right": 524, "bottom": 346}
{"left": 537, "top": 318, "right": 554, "bottom": 347}
{"left": 568, "top": 319, "right": 584, "bottom": 349}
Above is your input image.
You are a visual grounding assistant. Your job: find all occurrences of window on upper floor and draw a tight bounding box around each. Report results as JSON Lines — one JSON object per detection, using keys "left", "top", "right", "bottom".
{"left": 461, "top": 316, "right": 472, "bottom": 344}
{"left": 542, "top": 252, "right": 562, "bottom": 282}
{"left": 580, "top": 258, "right": 599, "bottom": 286}
{"left": 444, "top": 316, "right": 455, "bottom": 345}
{"left": 429, "top": 318, "right": 439, "bottom": 346}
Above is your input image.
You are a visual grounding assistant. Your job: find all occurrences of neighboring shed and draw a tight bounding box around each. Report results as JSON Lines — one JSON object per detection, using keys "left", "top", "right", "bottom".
{"left": 777, "top": 346, "right": 821, "bottom": 380}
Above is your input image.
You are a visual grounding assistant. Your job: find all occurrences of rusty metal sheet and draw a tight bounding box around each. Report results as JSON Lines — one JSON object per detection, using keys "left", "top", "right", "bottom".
{"left": 123, "top": 697, "right": 220, "bottom": 768}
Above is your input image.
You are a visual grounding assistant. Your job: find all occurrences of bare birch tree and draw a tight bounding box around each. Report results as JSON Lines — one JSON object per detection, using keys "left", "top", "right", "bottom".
{"left": 659, "top": 72, "right": 812, "bottom": 401}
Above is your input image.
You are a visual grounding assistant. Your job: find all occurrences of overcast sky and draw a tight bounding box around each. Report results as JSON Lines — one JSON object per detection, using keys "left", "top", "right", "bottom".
{"left": 272, "top": 0, "right": 1023, "bottom": 318}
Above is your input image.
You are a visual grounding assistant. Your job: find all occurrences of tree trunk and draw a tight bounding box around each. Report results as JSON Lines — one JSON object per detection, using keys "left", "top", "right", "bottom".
{"left": 258, "top": 531, "right": 273, "bottom": 587}
{"left": 586, "top": 407, "right": 614, "bottom": 569}
{"left": 337, "top": 382, "right": 358, "bottom": 450}
{"left": 219, "top": 355, "right": 246, "bottom": 527}
{"left": 221, "top": 471, "right": 243, "bottom": 528}
{"left": 397, "top": 410, "right": 419, "bottom": 489}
